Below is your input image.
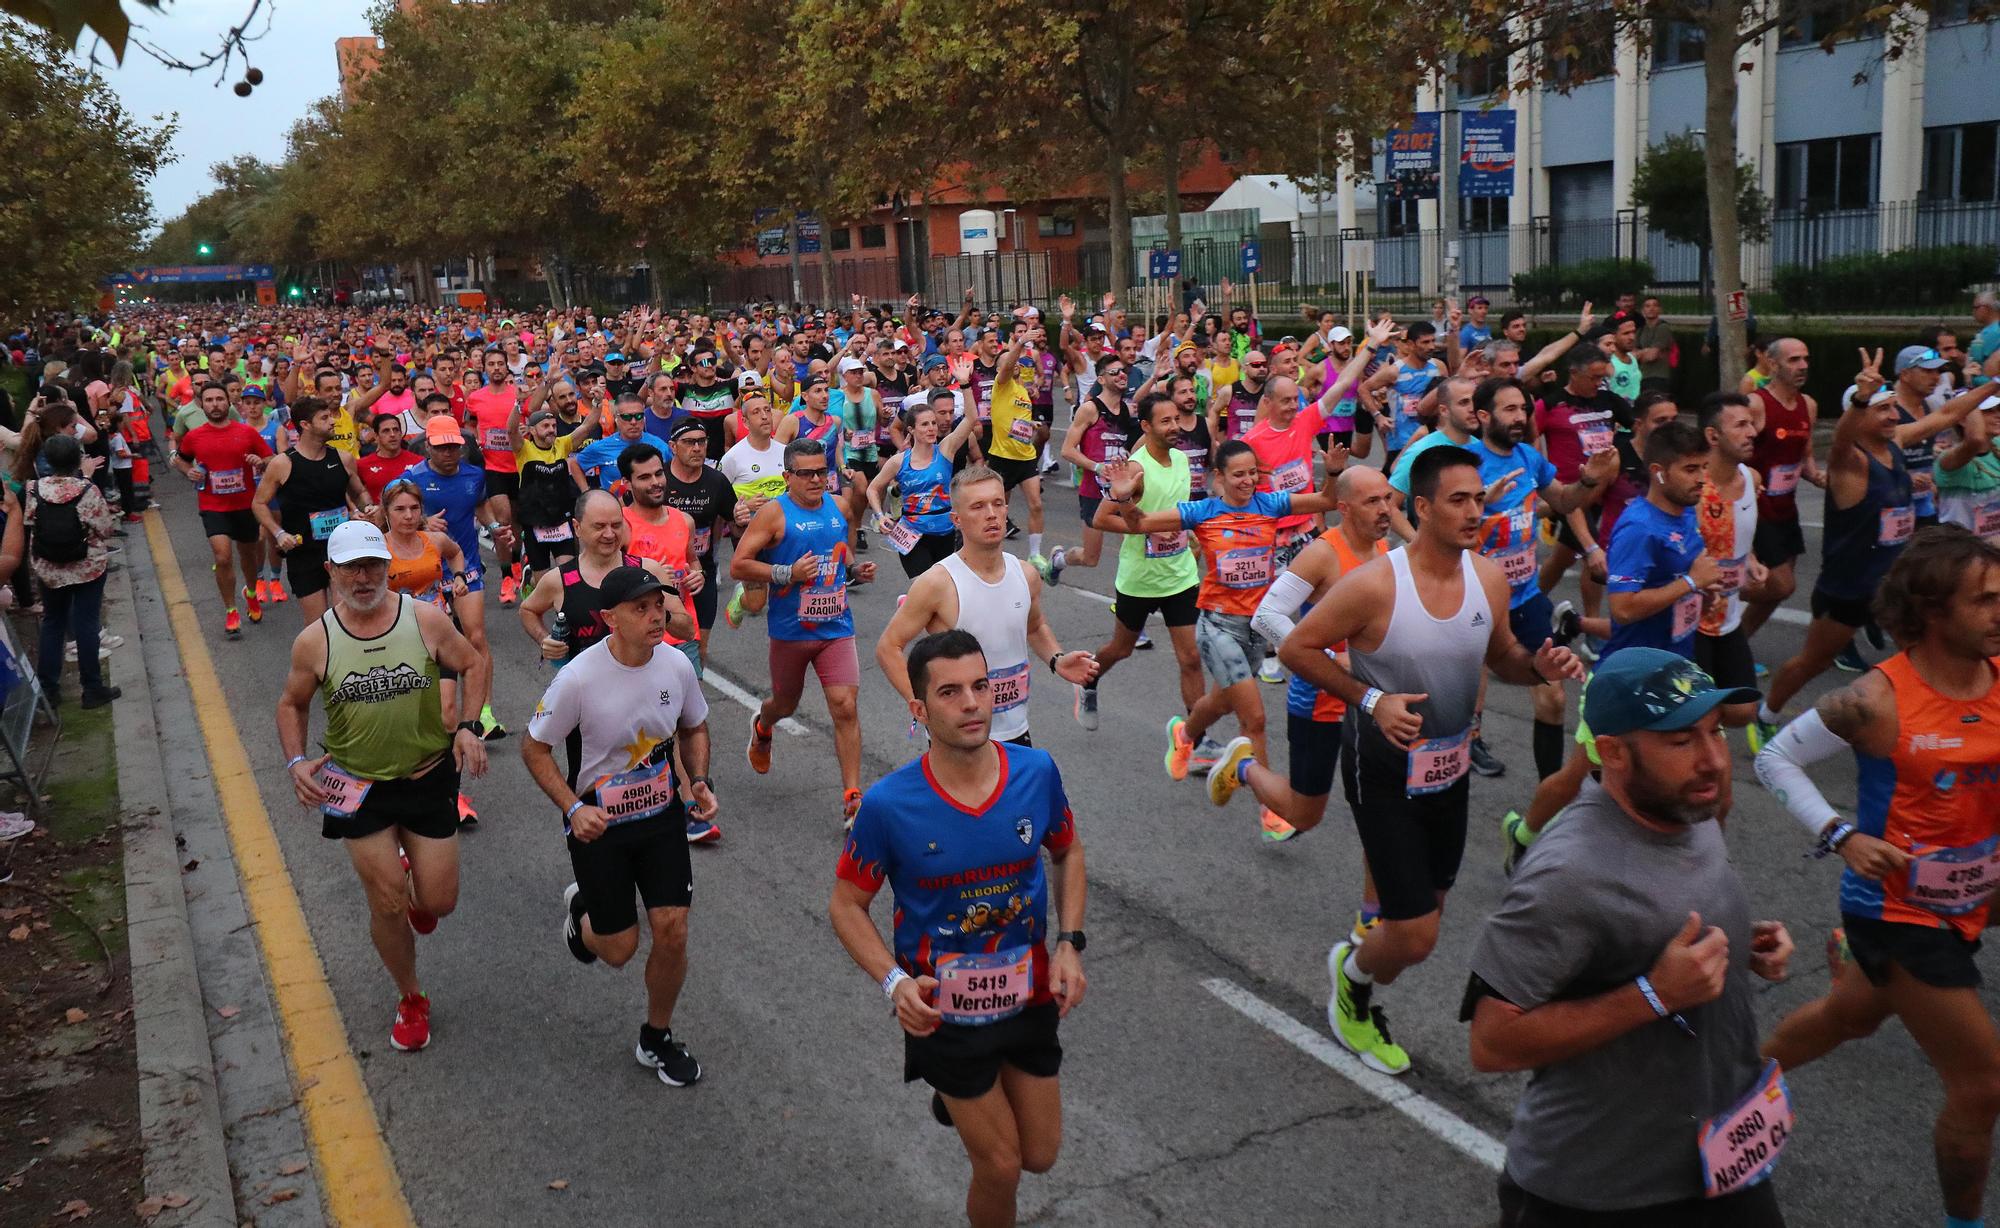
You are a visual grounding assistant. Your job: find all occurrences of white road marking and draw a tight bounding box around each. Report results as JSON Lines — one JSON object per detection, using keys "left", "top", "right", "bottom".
{"left": 1062, "top": 586, "right": 1116, "bottom": 607}
{"left": 1768, "top": 607, "right": 1810, "bottom": 626}
{"left": 1202, "top": 977, "right": 1507, "bottom": 1174}
{"left": 702, "top": 668, "right": 809, "bottom": 736}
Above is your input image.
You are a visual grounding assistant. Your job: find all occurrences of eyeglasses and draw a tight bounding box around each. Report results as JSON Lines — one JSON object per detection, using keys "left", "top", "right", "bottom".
{"left": 787, "top": 467, "right": 829, "bottom": 481}
{"left": 616, "top": 412, "right": 645, "bottom": 422}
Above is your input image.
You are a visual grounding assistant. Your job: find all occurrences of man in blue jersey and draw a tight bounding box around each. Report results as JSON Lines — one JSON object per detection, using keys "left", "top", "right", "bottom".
{"left": 403, "top": 415, "right": 510, "bottom": 739}
{"left": 1604, "top": 422, "right": 1721, "bottom": 659}
{"left": 830, "top": 628, "right": 1088, "bottom": 1228}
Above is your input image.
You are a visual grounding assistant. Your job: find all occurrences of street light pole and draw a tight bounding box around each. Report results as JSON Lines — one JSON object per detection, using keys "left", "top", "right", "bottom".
{"left": 1440, "top": 60, "right": 1461, "bottom": 305}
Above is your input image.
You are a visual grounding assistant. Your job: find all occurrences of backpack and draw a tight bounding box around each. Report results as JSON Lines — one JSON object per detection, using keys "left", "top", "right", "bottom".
{"left": 30, "top": 481, "right": 88, "bottom": 565}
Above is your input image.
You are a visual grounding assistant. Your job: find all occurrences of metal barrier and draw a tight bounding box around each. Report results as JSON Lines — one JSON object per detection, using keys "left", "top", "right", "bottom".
{"left": 0, "top": 613, "right": 60, "bottom": 819}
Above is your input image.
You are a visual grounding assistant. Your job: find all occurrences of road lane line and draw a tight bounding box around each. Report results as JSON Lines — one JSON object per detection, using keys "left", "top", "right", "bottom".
{"left": 702, "top": 666, "right": 809, "bottom": 736}
{"left": 144, "top": 514, "right": 417, "bottom": 1228}
{"left": 1060, "top": 586, "right": 1116, "bottom": 607}
{"left": 1201, "top": 977, "right": 1507, "bottom": 1174}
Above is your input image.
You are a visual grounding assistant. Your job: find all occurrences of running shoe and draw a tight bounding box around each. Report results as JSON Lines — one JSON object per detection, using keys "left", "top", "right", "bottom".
{"left": 686, "top": 818, "right": 721, "bottom": 844}
{"left": 1326, "top": 943, "right": 1409, "bottom": 1075}
{"left": 479, "top": 704, "right": 507, "bottom": 740}
{"left": 636, "top": 1024, "right": 702, "bottom": 1086}
{"left": 1835, "top": 643, "right": 1867, "bottom": 674}
{"left": 1134, "top": 631, "right": 1154, "bottom": 650}
{"left": 1206, "top": 735, "right": 1254, "bottom": 806}
{"left": 1257, "top": 655, "right": 1285, "bottom": 685}
{"left": 65, "top": 634, "right": 125, "bottom": 662}
{"left": 747, "top": 718, "right": 773, "bottom": 774}
{"left": 1029, "top": 553, "right": 1053, "bottom": 582}
{"left": 0, "top": 812, "right": 35, "bottom": 842}
{"left": 254, "top": 578, "right": 271, "bottom": 604}
{"left": 243, "top": 585, "right": 264, "bottom": 624}
{"left": 1578, "top": 634, "right": 1604, "bottom": 664}
{"left": 1164, "top": 716, "right": 1193, "bottom": 781}
{"left": 724, "top": 582, "right": 747, "bottom": 628}
{"left": 1074, "top": 684, "right": 1099, "bottom": 731}
{"left": 1747, "top": 716, "right": 1779, "bottom": 756}
{"left": 855, "top": 530, "right": 870, "bottom": 554}
{"left": 1551, "top": 599, "right": 1581, "bottom": 649}
{"left": 223, "top": 609, "right": 243, "bottom": 640}
{"left": 455, "top": 793, "right": 480, "bottom": 827}
{"left": 389, "top": 992, "right": 431, "bottom": 1052}
{"left": 1004, "top": 520, "right": 1020, "bottom": 541}
{"left": 562, "top": 883, "right": 597, "bottom": 965}
{"left": 1046, "top": 546, "right": 1067, "bottom": 587}
{"left": 1753, "top": 661, "right": 1768, "bottom": 679}
{"left": 841, "top": 787, "right": 863, "bottom": 831}
{"left": 1863, "top": 622, "right": 1887, "bottom": 651}
{"left": 499, "top": 574, "right": 519, "bottom": 608}
{"left": 269, "top": 578, "right": 288, "bottom": 603}
{"left": 1469, "top": 737, "right": 1505, "bottom": 778}
{"left": 1826, "top": 926, "right": 1850, "bottom": 978}
{"left": 1189, "top": 737, "right": 1227, "bottom": 771}
{"left": 1260, "top": 807, "right": 1297, "bottom": 842}
{"left": 1349, "top": 909, "right": 1380, "bottom": 947}
{"left": 1500, "top": 809, "right": 1532, "bottom": 876}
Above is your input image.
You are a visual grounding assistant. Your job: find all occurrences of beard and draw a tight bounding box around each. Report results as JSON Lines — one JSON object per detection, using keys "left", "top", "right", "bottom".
{"left": 340, "top": 583, "right": 388, "bottom": 614}
{"left": 1623, "top": 746, "right": 1717, "bottom": 827}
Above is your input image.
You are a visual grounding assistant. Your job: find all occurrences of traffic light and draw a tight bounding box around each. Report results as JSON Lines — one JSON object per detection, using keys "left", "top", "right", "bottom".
{"left": 288, "top": 286, "right": 303, "bottom": 298}
{"left": 196, "top": 242, "right": 213, "bottom": 257}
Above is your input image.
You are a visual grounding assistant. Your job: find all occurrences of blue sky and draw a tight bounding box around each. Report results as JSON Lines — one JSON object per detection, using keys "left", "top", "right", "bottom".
{"left": 71, "top": 0, "right": 374, "bottom": 230}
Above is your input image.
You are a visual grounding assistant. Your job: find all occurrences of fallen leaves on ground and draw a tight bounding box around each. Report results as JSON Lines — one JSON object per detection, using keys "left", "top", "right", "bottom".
{"left": 7, "top": 924, "right": 28, "bottom": 941}
{"left": 262, "top": 1188, "right": 299, "bottom": 1205}
{"left": 64, "top": 1007, "right": 88, "bottom": 1024}
{"left": 135, "top": 1192, "right": 191, "bottom": 1219}
{"left": 547, "top": 1179, "right": 570, "bottom": 1191}
{"left": 277, "top": 1160, "right": 307, "bottom": 1176}
{"left": 215, "top": 1005, "right": 239, "bottom": 1019}
{"left": 59, "top": 1200, "right": 92, "bottom": 1221}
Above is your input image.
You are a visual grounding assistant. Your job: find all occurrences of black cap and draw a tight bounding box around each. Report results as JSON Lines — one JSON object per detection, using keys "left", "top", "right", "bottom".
{"left": 668, "top": 417, "right": 709, "bottom": 441}
{"left": 599, "top": 565, "right": 667, "bottom": 608}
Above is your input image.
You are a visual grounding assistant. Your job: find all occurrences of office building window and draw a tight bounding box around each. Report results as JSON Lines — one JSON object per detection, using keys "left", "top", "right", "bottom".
{"left": 1380, "top": 199, "right": 1421, "bottom": 238}
{"left": 1547, "top": 7, "right": 1615, "bottom": 85}
{"left": 1778, "top": 0, "right": 1878, "bottom": 47}
{"left": 1457, "top": 50, "right": 1508, "bottom": 98}
{"left": 859, "top": 224, "right": 887, "bottom": 249}
{"left": 1775, "top": 135, "right": 1877, "bottom": 210}
{"left": 1461, "top": 197, "right": 1510, "bottom": 232}
{"left": 1925, "top": 123, "right": 1999, "bottom": 202}
{"left": 830, "top": 227, "right": 852, "bottom": 251}
{"left": 1037, "top": 211, "right": 1077, "bottom": 238}
{"left": 1931, "top": 0, "right": 1973, "bottom": 24}
{"left": 1653, "top": 19, "right": 1705, "bottom": 67}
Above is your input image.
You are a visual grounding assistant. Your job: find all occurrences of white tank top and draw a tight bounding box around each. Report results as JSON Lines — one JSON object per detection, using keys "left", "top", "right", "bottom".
{"left": 940, "top": 552, "right": 1034, "bottom": 742}
{"left": 1698, "top": 462, "right": 1760, "bottom": 637}
{"left": 1347, "top": 547, "right": 1491, "bottom": 772}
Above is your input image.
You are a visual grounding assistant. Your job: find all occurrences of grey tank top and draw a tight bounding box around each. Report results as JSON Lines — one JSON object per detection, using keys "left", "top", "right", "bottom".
{"left": 1347, "top": 547, "right": 1491, "bottom": 765}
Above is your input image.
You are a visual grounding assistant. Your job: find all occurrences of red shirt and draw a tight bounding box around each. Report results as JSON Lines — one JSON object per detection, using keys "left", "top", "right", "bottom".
{"left": 1244, "top": 403, "right": 1324, "bottom": 534}
{"left": 465, "top": 384, "right": 519, "bottom": 472}
{"left": 177, "top": 421, "right": 273, "bottom": 513}
{"left": 357, "top": 449, "right": 420, "bottom": 503}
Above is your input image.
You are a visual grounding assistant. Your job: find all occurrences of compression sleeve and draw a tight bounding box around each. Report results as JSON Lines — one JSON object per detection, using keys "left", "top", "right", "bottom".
{"left": 1251, "top": 569, "right": 1315, "bottom": 648}
{"left": 1752, "top": 709, "right": 1851, "bottom": 839}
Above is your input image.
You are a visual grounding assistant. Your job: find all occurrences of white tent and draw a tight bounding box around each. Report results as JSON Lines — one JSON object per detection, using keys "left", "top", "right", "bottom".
{"left": 1203, "top": 174, "right": 1375, "bottom": 226}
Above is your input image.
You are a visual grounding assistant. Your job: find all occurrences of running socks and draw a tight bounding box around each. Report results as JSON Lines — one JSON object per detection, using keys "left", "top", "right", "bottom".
{"left": 1343, "top": 949, "right": 1372, "bottom": 985}
{"left": 1533, "top": 720, "right": 1564, "bottom": 780}
{"left": 1029, "top": 532, "right": 1044, "bottom": 558}
{"left": 1757, "top": 702, "right": 1783, "bottom": 726}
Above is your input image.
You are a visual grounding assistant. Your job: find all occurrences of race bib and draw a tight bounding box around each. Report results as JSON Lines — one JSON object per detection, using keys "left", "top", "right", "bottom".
{"left": 989, "top": 661, "right": 1029, "bottom": 712}
{"left": 1102, "top": 440, "right": 1128, "bottom": 464}
{"left": 1765, "top": 462, "right": 1802, "bottom": 497}
{"left": 484, "top": 426, "right": 510, "bottom": 450}
{"left": 1699, "top": 1060, "right": 1794, "bottom": 1199}
{"left": 935, "top": 945, "right": 1033, "bottom": 1026}
{"left": 800, "top": 582, "right": 847, "bottom": 622}
{"left": 207, "top": 467, "right": 247, "bottom": 496}
{"left": 1495, "top": 543, "right": 1537, "bottom": 587}
{"left": 691, "top": 526, "right": 712, "bottom": 557}
{"left": 1716, "top": 556, "right": 1747, "bottom": 594}
{"left": 1671, "top": 590, "right": 1702, "bottom": 641}
{"left": 1975, "top": 500, "right": 2000, "bottom": 541}
{"left": 1406, "top": 727, "right": 1471, "bottom": 796}
{"left": 1271, "top": 457, "right": 1311, "bottom": 493}
{"left": 308, "top": 507, "right": 346, "bottom": 541}
{"left": 850, "top": 428, "right": 876, "bottom": 449}
{"left": 1145, "top": 529, "right": 1189, "bottom": 559}
{"left": 879, "top": 516, "right": 920, "bottom": 555}
{"left": 1007, "top": 417, "right": 1036, "bottom": 443}
{"left": 532, "top": 523, "right": 574, "bottom": 544}
{"left": 590, "top": 757, "right": 675, "bottom": 828}
{"left": 317, "top": 763, "right": 373, "bottom": 819}
{"left": 1216, "top": 547, "right": 1271, "bottom": 589}
{"left": 1578, "top": 424, "right": 1615, "bottom": 457}
{"left": 1906, "top": 837, "right": 2000, "bottom": 916}
{"left": 1878, "top": 505, "right": 1915, "bottom": 547}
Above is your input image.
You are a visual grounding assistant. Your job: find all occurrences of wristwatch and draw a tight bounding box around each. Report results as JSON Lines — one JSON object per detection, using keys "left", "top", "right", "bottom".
{"left": 1814, "top": 820, "right": 1857, "bottom": 860}
{"left": 689, "top": 774, "right": 714, "bottom": 791}
{"left": 455, "top": 720, "right": 483, "bottom": 736}
{"left": 1056, "top": 930, "right": 1087, "bottom": 953}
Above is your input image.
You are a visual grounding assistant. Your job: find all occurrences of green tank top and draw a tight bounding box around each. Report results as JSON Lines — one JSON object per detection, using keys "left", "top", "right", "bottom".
{"left": 319, "top": 595, "right": 449, "bottom": 780}
{"left": 1116, "top": 445, "right": 1201, "bottom": 598}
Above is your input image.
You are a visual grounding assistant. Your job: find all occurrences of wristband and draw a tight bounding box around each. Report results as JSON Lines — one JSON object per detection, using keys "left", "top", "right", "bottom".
{"left": 285, "top": 755, "right": 308, "bottom": 771}
{"left": 770, "top": 562, "right": 793, "bottom": 587}
{"left": 1584, "top": 544, "right": 1602, "bottom": 557}
{"left": 1682, "top": 573, "right": 1698, "bottom": 594}
{"left": 1048, "top": 652, "right": 1062, "bottom": 675}
{"left": 1814, "top": 820, "right": 1857, "bottom": 860}
{"left": 1361, "top": 687, "right": 1384, "bottom": 716}
{"left": 881, "top": 967, "right": 910, "bottom": 1002}
{"left": 1636, "top": 974, "right": 1697, "bottom": 1038}
{"left": 564, "top": 799, "right": 586, "bottom": 820}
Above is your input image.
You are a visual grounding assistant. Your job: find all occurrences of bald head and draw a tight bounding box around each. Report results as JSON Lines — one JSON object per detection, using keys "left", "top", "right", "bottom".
{"left": 1335, "top": 466, "right": 1394, "bottom": 543}
{"left": 1768, "top": 337, "right": 1809, "bottom": 390}
{"left": 1335, "top": 465, "right": 1388, "bottom": 501}
{"left": 1261, "top": 375, "right": 1298, "bottom": 407}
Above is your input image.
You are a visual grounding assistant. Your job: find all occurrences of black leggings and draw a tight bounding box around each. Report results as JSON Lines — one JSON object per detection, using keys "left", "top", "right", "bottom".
{"left": 898, "top": 529, "right": 959, "bottom": 579}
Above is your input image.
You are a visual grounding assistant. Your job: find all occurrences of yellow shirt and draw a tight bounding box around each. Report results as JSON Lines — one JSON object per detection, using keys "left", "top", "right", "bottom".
{"left": 326, "top": 405, "right": 361, "bottom": 457}
{"left": 1207, "top": 357, "right": 1242, "bottom": 388}
{"left": 987, "top": 367, "right": 1039, "bottom": 463}
{"left": 516, "top": 432, "right": 583, "bottom": 467}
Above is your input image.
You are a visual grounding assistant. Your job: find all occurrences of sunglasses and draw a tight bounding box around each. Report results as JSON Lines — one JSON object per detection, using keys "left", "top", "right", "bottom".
{"left": 616, "top": 412, "right": 645, "bottom": 422}
{"left": 787, "top": 467, "right": 829, "bottom": 480}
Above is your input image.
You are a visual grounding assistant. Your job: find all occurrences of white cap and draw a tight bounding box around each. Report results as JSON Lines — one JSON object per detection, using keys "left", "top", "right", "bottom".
{"left": 1330, "top": 326, "right": 1353, "bottom": 342}
{"left": 736, "top": 369, "right": 765, "bottom": 391}
{"left": 326, "top": 521, "right": 391, "bottom": 565}
{"left": 892, "top": 338, "right": 909, "bottom": 350}
{"left": 837, "top": 356, "right": 866, "bottom": 375}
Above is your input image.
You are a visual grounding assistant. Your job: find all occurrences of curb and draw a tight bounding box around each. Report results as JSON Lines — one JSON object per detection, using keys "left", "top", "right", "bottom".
{"left": 110, "top": 529, "right": 237, "bottom": 1227}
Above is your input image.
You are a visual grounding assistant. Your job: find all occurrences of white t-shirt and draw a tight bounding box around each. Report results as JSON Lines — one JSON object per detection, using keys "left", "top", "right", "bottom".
{"left": 718, "top": 436, "right": 787, "bottom": 498}
{"left": 526, "top": 638, "right": 708, "bottom": 791}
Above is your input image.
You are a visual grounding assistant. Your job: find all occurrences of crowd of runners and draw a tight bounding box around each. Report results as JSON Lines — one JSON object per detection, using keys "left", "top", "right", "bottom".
{"left": 14, "top": 284, "right": 2000, "bottom": 1226}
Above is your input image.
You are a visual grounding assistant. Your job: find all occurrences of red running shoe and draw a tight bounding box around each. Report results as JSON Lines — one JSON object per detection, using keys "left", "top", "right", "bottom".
{"left": 389, "top": 992, "right": 431, "bottom": 1051}
{"left": 223, "top": 609, "right": 243, "bottom": 640}
{"left": 269, "top": 578, "right": 288, "bottom": 603}
{"left": 243, "top": 585, "right": 264, "bottom": 624}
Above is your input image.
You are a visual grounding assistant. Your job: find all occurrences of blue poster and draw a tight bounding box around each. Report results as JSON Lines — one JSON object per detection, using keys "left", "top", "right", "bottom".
{"left": 1241, "top": 241, "right": 1261, "bottom": 274}
{"left": 1461, "top": 110, "right": 1517, "bottom": 198}
{"left": 1385, "top": 112, "right": 1441, "bottom": 201}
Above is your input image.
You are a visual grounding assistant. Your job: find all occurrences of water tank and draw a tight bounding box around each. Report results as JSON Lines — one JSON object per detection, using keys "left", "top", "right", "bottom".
{"left": 959, "top": 209, "right": 999, "bottom": 255}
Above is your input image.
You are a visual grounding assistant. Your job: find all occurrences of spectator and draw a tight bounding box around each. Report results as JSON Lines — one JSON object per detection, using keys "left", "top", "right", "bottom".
{"left": 1634, "top": 296, "right": 1675, "bottom": 391}
{"left": 26, "top": 434, "right": 119, "bottom": 710}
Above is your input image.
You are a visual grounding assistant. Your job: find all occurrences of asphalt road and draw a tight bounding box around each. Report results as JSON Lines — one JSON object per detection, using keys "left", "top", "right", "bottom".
{"left": 144, "top": 439, "right": 1987, "bottom": 1227}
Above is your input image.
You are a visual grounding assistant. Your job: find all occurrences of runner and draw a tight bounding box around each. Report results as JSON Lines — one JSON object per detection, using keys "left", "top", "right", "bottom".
{"left": 378, "top": 478, "right": 483, "bottom": 827}
{"left": 830, "top": 628, "right": 1087, "bottom": 1228}
{"left": 730, "top": 437, "right": 877, "bottom": 826}
{"left": 1756, "top": 526, "right": 2000, "bottom": 1228}
{"left": 867, "top": 392, "right": 975, "bottom": 579}
{"left": 518, "top": 490, "right": 692, "bottom": 672}
{"left": 1936, "top": 390, "right": 2000, "bottom": 540}
{"left": 357, "top": 409, "right": 421, "bottom": 503}
{"left": 523, "top": 565, "right": 717, "bottom": 1087}
{"left": 875, "top": 464, "right": 1100, "bottom": 747}
{"left": 402, "top": 415, "right": 509, "bottom": 740}
{"left": 172, "top": 380, "right": 274, "bottom": 639}
{"left": 252, "top": 395, "right": 374, "bottom": 623}
{"left": 657, "top": 419, "right": 738, "bottom": 653}
{"left": 1465, "top": 649, "right": 1786, "bottom": 1226}
{"left": 974, "top": 324, "right": 1061, "bottom": 581}
{"left": 1361, "top": 321, "right": 1445, "bottom": 473}
{"left": 463, "top": 347, "right": 524, "bottom": 605}
{"left": 676, "top": 345, "right": 737, "bottom": 460}
{"left": 718, "top": 391, "right": 788, "bottom": 627}
{"left": 1755, "top": 349, "right": 1986, "bottom": 743}
{"left": 616, "top": 443, "right": 706, "bottom": 674}
{"left": 1601, "top": 421, "right": 1718, "bottom": 660}
{"left": 1055, "top": 347, "right": 1139, "bottom": 578}
{"left": 1739, "top": 338, "right": 1820, "bottom": 641}
{"left": 502, "top": 383, "right": 589, "bottom": 581}
{"left": 831, "top": 356, "right": 884, "bottom": 547}
{"left": 1076, "top": 392, "right": 1206, "bottom": 731}
{"left": 1532, "top": 343, "right": 1628, "bottom": 663}
{"left": 276, "top": 521, "right": 490, "bottom": 1052}
{"left": 1693, "top": 393, "right": 1769, "bottom": 726}
{"left": 1279, "top": 444, "right": 1585, "bottom": 1073}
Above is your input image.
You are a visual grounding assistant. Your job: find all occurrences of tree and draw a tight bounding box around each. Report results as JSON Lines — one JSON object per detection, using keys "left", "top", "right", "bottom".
{"left": 0, "top": 22, "right": 170, "bottom": 313}
{"left": 1629, "top": 131, "right": 1770, "bottom": 297}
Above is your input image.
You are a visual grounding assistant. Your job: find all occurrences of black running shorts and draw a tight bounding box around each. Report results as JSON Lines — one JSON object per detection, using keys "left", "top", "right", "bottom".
{"left": 566, "top": 811, "right": 693, "bottom": 936}
{"left": 1344, "top": 749, "right": 1470, "bottom": 921}
{"left": 1843, "top": 913, "right": 1982, "bottom": 989}
{"left": 320, "top": 759, "right": 460, "bottom": 841}
{"left": 904, "top": 1001, "right": 1063, "bottom": 1100}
